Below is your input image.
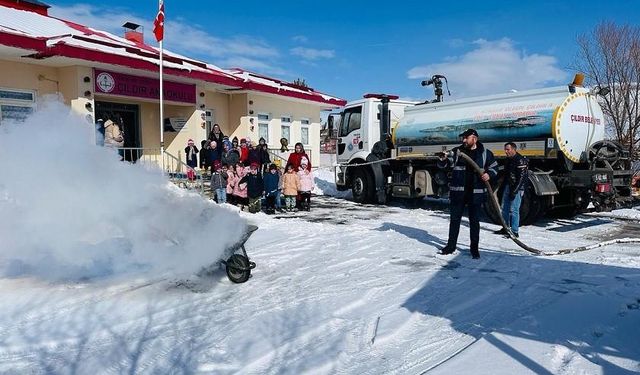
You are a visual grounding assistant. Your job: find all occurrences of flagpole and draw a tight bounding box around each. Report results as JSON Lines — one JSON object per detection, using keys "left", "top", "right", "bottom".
{"left": 159, "top": 39, "right": 165, "bottom": 172}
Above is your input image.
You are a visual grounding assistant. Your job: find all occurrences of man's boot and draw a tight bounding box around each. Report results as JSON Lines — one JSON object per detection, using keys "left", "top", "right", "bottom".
{"left": 438, "top": 245, "right": 456, "bottom": 255}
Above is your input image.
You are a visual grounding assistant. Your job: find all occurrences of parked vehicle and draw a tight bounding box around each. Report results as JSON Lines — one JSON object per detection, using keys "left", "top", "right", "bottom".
{"left": 333, "top": 75, "right": 634, "bottom": 224}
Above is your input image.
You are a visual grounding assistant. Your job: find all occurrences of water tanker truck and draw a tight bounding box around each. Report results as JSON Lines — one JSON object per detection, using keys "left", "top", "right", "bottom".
{"left": 332, "top": 75, "right": 634, "bottom": 224}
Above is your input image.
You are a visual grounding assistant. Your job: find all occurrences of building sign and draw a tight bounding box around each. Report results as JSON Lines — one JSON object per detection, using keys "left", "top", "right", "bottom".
{"left": 94, "top": 69, "right": 196, "bottom": 104}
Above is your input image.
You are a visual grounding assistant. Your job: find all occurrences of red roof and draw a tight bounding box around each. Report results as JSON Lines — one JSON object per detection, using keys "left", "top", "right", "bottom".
{"left": 0, "top": 3, "right": 346, "bottom": 106}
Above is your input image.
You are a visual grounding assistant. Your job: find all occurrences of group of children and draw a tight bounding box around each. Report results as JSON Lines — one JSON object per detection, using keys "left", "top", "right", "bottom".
{"left": 210, "top": 156, "right": 314, "bottom": 214}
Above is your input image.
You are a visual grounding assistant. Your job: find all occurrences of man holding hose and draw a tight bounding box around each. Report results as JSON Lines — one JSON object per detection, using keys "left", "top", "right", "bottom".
{"left": 437, "top": 129, "right": 498, "bottom": 259}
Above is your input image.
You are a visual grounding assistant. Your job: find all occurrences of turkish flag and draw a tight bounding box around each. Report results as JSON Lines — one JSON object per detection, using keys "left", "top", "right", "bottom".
{"left": 153, "top": 0, "right": 164, "bottom": 42}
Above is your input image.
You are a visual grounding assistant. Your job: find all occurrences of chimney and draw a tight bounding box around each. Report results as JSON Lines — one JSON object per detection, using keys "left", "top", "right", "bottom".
{"left": 122, "top": 22, "right": 143, "bottom": 44}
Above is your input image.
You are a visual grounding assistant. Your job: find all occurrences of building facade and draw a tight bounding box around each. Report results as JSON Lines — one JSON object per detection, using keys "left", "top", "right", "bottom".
{"left": 0, "top": 0, "right": 345, "bottom": 166}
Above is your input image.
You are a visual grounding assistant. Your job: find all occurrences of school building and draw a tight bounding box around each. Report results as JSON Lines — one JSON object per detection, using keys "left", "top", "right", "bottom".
{"left": 0, "top": 0, "right": 346, "bottom": 166}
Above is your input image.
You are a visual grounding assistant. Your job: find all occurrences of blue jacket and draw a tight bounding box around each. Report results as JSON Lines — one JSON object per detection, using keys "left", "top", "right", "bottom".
{"left": 263, "top": 172, "right": 280, "bottom": 196}
{"left": 438, "top": 142, "right": 498, "bottom": 204}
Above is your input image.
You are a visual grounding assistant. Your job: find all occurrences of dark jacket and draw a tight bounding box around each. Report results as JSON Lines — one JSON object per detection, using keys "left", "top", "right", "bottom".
{"left": 184, "top": 145, "right": 199, "bottom": 168}
{"left": 504, "top": 152, "right": 528, "bottom": 198}
{"left": 247, "top": 148, "right": 261, "bottom": 166}
{"left": 208, "top": 131, "right": 225, "bottom": 159}
{"left": 263, "top": 172, "right": 280, "bottom": 196}
{"left": 222, "top": 149, "right": 240, "bottom": 167}
{"left": 199, "top": 146, "right": 210, "bottom": 168}
{"left": 210, "top": 171, "right": 228, "bottom": 191}
{"left": 258, "top": 145, "right": 271, "bottom": 165}
{"left": 240, "top": 173, "right": 264, "bottom": 199}
{"left": 438, "top": 142, "right": 498, "bottom": 204}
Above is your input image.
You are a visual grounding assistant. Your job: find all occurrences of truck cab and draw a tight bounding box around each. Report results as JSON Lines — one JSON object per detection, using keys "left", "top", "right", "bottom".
{"left": 335, "top": 96, "right": 416, "bottom": 192}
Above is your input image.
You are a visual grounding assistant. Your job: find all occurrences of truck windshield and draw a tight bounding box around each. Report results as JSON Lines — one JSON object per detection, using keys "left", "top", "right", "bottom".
{"left": 339, "top": 106, "right": 362, "bottom": 137}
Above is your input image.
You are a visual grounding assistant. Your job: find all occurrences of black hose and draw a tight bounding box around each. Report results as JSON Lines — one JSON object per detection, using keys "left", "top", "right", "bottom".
{"left": 453, "top": 150, "right": 640, "bottom": 256}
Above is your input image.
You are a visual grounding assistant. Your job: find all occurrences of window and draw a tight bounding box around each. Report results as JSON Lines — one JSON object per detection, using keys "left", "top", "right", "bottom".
{"left": 258, "top": 113, "right": 270, "bottom": 143}
{"left": 300, "top": 118, "right": 310, "bottom": 145}
{"left": 339, "top": 106, "right": 362, "bottom": 137}
{"left": 281, "top": 115, "right": 291, "bottom": 143}
{"left": 0, "top": 88, "right": 36, "bottom": 125}
{"left": 0, "top": 90, "right": 34, "bottom": 101}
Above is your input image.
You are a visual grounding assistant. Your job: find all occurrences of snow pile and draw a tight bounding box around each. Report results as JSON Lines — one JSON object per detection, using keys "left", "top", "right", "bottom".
{"left": 313, "top": 167, "right": 351, "bottom": 199}
{"left": 0, "top": 98, "right": 246, "bottom": 281}
{"left": 599, "top": 207, "right": 640, "bottom": 220}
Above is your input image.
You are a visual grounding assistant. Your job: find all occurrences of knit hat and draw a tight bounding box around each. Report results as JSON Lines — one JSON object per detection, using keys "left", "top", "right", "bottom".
{"left": 187, "top": 139, "right": 194, "bottom": 145}
{"left": 210, "top": 140, "right": 217, "bottom": 148}
{"left": 240, "top": 138, "right": 246, "bottom": 144}
{"left": 300, "top": 156, "right": 309, "bottom": 166}
{"left": 250, "top": 162, "right": 259, "bottom": 169}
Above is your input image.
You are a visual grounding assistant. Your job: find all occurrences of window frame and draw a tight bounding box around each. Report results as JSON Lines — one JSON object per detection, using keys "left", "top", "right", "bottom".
{"left": 280, "top": 114, "right": 291, "bottom": 144}
{"left": 204, "top": 109, "right": 215, "bottom": 136}
{"left": 0, "top": 87, "right": 36, "bottom": 125}
{"left": 339, "top": 105, "right": 362, "bottom": 137}
{"left": 257, "top": 112, "right": 270, "bottom": 143}
{"left": 300, "top": 117, "right": 310, "bottom": 145}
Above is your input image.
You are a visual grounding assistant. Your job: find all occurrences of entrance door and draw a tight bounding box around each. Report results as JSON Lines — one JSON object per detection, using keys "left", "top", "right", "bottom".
{"left": 95, "top": 101, "right": 141, "bottom": 161}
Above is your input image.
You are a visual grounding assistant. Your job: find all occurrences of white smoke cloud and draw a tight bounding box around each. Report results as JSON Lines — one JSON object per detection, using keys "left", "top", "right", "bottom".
{"left": 0, "top": 98, "right": 247, "bottom": 281}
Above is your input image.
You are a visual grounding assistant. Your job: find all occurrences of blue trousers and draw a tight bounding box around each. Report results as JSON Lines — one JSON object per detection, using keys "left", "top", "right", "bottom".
{"left": 215, "top": 188, "right": 227, "bottom": 204}
{"left": 501, "top": 185, "right": 523, "bottom": 235}
{"left": 275, "top": 190, "right": 282, "bottom": 208}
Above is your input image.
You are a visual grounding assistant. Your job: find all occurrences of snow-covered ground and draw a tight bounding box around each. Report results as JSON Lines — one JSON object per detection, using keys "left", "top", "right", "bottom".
{"left": 1, "top": 102, "right": 640, "bottom": 374}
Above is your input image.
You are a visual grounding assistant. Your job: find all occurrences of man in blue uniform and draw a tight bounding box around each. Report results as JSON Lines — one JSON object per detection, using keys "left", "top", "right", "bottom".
{"left": 438, "top": 129, "right": 498, "bottom": 259}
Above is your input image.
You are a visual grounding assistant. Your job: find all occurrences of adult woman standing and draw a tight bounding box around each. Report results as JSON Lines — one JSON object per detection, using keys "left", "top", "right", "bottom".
{"left": 286, "top": 142, "right": 311, "bottom": 172}
{"left": 208, "top": 123, "right": 225, "bottom": 159}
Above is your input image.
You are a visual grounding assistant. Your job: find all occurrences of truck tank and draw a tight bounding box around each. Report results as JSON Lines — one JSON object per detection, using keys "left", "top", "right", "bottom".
{"left": 394, "top": 86, "right": 605, "bottom": 163}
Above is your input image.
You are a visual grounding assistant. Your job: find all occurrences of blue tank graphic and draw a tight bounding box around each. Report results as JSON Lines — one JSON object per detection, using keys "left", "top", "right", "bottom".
{"left": 395, "top": 109, "right": 554, "bottom": 146}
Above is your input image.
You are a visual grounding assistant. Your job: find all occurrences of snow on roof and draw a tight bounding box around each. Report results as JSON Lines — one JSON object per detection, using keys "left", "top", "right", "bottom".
{"left": 0, "top": 5, "right": 345, "bottom": 106}
{"left": 229, "top": 68, "right": 346, "bottom": 106}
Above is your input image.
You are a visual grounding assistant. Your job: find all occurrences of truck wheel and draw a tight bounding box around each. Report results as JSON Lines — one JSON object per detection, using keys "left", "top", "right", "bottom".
{"left": 520, "top": 188, "right": 542, "bottom": 225}
{"left": 351, "top": 168, "right": 374, "bottom": 203}
{"left": 484, "top": 186, "right": 542, "bottom": 226}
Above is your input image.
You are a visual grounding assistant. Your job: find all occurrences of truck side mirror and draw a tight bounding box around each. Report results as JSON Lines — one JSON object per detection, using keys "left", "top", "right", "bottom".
{"left": 328, "top": 115, "right": 334, "bottom": 133}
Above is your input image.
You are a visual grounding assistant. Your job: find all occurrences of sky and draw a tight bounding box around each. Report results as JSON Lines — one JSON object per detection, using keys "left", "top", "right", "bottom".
{"left": 48, "top": 0, "right": 639, "bottom": 102}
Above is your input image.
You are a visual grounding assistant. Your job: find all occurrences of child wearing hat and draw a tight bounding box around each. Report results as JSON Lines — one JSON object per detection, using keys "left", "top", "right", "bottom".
{"left": 232, "top": 162, "right": 248, "bottom": 210}
{"left": 210, "top": 160, "right": 228, "bottom": 204}
{"left": 282, "top": 163, "right": 300, "bottom": 212}
{"left": 297, "top": 156, "right": 314, "bottom": 211}
{"left": 263, "top": 163, "right": 280, "bottom": 214}
{"left": 185, "top": 139, "right": 198, "bottom": 169}
{"left": 239, "top": 138, "right": 249, "bottom": 163}
{"left": 239, "top": 162, "right": 264, "bottom": 213}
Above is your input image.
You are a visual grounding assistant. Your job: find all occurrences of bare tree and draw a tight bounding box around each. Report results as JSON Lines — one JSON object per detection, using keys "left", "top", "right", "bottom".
{"left": 575, "top": 22, "right": 640, "bottom": 158}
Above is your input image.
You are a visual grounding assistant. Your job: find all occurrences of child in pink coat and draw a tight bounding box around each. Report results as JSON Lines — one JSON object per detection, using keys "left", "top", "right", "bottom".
{"left": 297, "top": 157, "right": 314, "bottom": 211}
{"left": 232, "top": 162, "right": 249, "bottom": 210}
